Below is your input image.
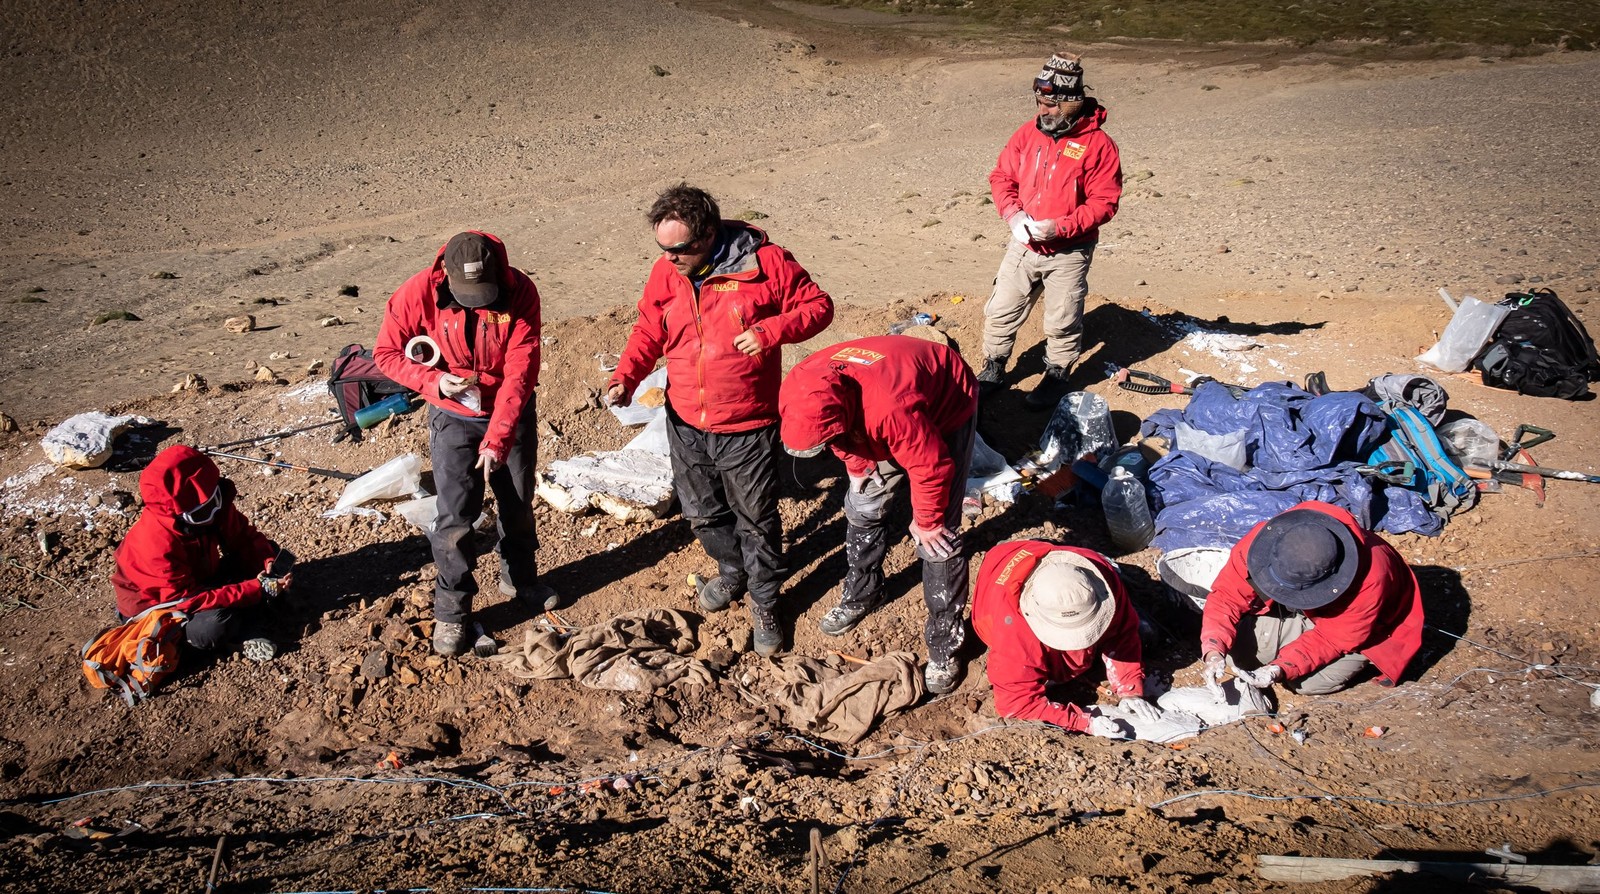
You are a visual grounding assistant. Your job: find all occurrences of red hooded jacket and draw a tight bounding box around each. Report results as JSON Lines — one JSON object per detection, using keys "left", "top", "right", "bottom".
{"left": 374, "top": 231, "right": 542, "bottom": 461}
{"left": 972, "top": 542, "right": 1145, "bottom": 732}
{"left": 610, "top": 222, "right": 833, "bottom": 433}
{"left": 990, "top": 100, "right": 1122, "bottom": 253}
{"left": 112, "top": 446, "right": 277, "bottom": 618}
{"left": 1200, "top": 501, "right": 1425, "bottom": 686}
{"left": 779, "top": 336, "right": 977, "bottom": 529}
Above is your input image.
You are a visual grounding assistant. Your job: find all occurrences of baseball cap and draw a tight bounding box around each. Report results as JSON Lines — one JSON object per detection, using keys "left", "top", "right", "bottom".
{"left": 442, "top": 231, "right": 501, "bottom": 308}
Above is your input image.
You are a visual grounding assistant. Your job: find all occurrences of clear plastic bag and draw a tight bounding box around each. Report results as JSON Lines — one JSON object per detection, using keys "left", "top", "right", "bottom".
{"left": 1437, "top": 418, "right": 1501, "bottom": 467}
{"left": 1417, "top": 297, "right": 1512, "bottom": 373}
{"left": 332, "top": 452, "right": 425, "bottom": 512}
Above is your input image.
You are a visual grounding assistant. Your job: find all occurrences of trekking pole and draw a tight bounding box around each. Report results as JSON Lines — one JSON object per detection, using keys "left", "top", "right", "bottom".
{"left": 207, "top": 418, "right": 343, "bottom": 451}
{"left": 1467, "top": 458, "right": 1600, "bottom": 485}
{"left": 201, "top": 449, "right": 361, "bottom": 481}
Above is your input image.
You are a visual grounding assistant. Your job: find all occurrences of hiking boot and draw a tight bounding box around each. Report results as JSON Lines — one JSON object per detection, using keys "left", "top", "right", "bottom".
{"left": 1023, "top": 365, "right": 1072, "bottom": 411}
{"left": 976, "top": 357, "right": 1007, "bottom": 397}
{"left": 924, "top": 658, "right": 962, "bottom": 695}
{"left": 241, "top": 638, "right": 277, "bottom": 663}
{"left": 433, "top": 621, "right": 471, "bottom": 656}
{"left": 751, "top": 607, "right": 783, "bottom": 657}
{"left": 501, "top": 578, "right": 561, "bottom": 611}
{"left": 819, "top": 600, "right": 876, "bottom": 637}
{"left": 691, "top": 573, "right": 741, "bottom": 613}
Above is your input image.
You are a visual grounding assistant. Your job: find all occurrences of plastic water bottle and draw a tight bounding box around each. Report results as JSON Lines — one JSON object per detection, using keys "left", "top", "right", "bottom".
{"left": 1101, "top": 447, "right": 1150, "bottom": 481}
{"left": 1102, "top": 466, "right": 1155, "bottom": 552}
{"left": 354, "top": 392, "right": 421, "bottom": 429}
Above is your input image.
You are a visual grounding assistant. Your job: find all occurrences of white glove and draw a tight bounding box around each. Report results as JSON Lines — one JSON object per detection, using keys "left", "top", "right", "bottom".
{"left": 1120, "top": 697, "right": 1162, "bottom": 724}
{"left": 438, "top": 373, "right": 474, "bottom": 399}
{"left": 1025, "top": 217, "right": 1059, "bottom": 241}
{"left": 1087, "top": 716, "right": 1131, "bottom": 740}
{"left": 1202, "top": 651, "right": 1228, "bottom": 702}
{"left": 1007, "top": 212, "right": 1033, "bottom": 244}
{"left": 1233, "top": 662, "right": 1283, "bottom": 690}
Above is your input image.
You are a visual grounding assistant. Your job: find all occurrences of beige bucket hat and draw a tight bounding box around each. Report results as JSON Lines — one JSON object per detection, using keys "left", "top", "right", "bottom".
{"left": 1019, "top": 550, "right": 1116, "bottom": 651}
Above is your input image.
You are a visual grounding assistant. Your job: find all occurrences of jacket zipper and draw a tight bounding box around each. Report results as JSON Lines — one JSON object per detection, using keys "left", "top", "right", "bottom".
{"left": 692, "top": 280, "right": 708, "bottom": 427}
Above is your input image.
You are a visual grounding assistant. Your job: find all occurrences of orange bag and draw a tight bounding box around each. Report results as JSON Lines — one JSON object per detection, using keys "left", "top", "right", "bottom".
{"left": 81, "top": 601, "right": 187, "bottom": 706}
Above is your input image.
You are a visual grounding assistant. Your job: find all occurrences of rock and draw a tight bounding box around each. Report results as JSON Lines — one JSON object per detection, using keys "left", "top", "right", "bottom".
{"left": 1495, "top": 273, "right": 1525, "bottom": 285}
{"left": 91, "top": 310, "right": 141, "bottom": 325}
{"left": 0, "top": 413, "right": 15, "bottom": 433}
{"left": 41, "top": 412, "right": 152, "bottom": 469}
{"left": 224, "top": 315, "right": 257, "bottom": 333}
{"left": 306, "top": 359, "right": 326, "bottom": 373}
{"left": 397, "top": 666, "right": 421, "bottom": 687}
{"left": 171, "top": 373, "right": 207, "bottom": 393}
{"left": 1342, "top": 283, "right": 1359, "bottom": 292}
{"left": 319, "top": 316, "right": 344, "bottom": 327}
{"left": 254, "top": 366, "right": 276, "bottom": 382}
{"left": 360, "top": 649, "right": 390, "bottom": 680}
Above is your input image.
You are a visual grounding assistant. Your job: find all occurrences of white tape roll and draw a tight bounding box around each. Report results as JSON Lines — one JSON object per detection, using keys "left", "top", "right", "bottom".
{"left": 405, "top": 335, "right": 441, "bottom": 367}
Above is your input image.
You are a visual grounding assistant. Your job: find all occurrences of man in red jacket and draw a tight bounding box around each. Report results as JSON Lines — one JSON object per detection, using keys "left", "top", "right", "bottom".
{"left": 972, "top": 541, "right": 1161, "bottom": 738}
{"left": 375, "top": 231, "right": 550, "bottom": 656}
{"left": 113, "top": 445, "right": 289, "bottom": 660}
{"left": 1200, "top": 502, "right": 1425, "bottom": 696}
{"left": 607, "top": 184, "right": 833, "bottom": 656}
{"left": 978, "top": 53, "right": 1122, "bottom": 410}
{"left": 779, "top": 335, "right": 977, "bottom": 694}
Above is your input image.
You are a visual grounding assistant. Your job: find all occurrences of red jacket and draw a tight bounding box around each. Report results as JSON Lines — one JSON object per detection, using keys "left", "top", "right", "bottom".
{"left": 610, "top": 223, "right": 833, "bottom": 433}
{"left": 1200, "top": 501, "right": 1425, "bottom": 685}
{"left": 972, "top": 542, "right": 1145, "bottom": 733}
{"left": 989, "top": 101, "right": 1122, "bottom": 253}
{"left": 779, "top": 336, "right": 977, "bottom": 528}
{"left": 112, "top": 446, "right": 277, "bottom": 618}
{"left": 374, "top": 231, "right": 542, "bottom": 461}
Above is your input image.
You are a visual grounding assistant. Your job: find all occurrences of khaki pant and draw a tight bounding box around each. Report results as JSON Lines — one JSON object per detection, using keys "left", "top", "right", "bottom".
{"left": 1234, "top": 611, "right": 1372, "bottom": 696}
{"left": 982, "top": 239, "right": 1095, "bottom": 370}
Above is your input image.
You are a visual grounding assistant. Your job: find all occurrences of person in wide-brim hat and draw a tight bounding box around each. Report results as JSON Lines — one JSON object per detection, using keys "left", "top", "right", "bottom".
{"left": 971, "top": 541, "right": 1162, "bottom": 739}
{"left": 1198, "top": 502, "right": 1426, "bottom": 696}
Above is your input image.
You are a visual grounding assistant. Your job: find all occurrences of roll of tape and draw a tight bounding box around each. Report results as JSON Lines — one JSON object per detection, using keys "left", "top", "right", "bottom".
{"left": 405, "top": 335, "right": 441, "bottom": 367}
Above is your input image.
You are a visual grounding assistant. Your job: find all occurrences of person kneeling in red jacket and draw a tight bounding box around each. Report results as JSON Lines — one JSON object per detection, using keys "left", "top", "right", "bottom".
{"left": 112, "top": 445, "right": 290, "bottom": 660}
{"left": 1200, "top": 501, "right": 1424, "bottom": 696}
{"left": 973, "top": 541, "right": 1160, "bottom": 739}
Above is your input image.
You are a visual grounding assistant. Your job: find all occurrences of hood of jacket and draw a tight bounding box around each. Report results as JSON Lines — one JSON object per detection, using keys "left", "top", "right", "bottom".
{"left": 429, "top": 230, "right": 516, "bottom": 310}
{"left": 778, "top": 359, "right": 857, "bottom": 452}
{"left": 138, "top": 445, "right": 222, "bottom": 518}
{"left": 698, "top": 221, "right": 767, "bottom": 281}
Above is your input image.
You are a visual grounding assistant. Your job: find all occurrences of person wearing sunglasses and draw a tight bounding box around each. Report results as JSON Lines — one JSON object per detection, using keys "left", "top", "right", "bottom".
{"left": 375, "top": 231, "right": 552, "bottom": 657}
{"left": 978, "top": 52, "right": 1123, "bottom": 411}
{"left": 112, "top": 445, "right": 289, "bottom": 660}
{"left": 606, "top": 184, "right": 834, "bottom": 656}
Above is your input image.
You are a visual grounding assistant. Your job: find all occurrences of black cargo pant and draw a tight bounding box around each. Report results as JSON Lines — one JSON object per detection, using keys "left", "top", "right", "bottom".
{"left": 429, "top": 399, "right": 540, "bottom": 625}
{"left": 839, "top": 411, "right": 977, "bottom": 665}
{"left": 665, "top": 402, "right": 785, "bottom": 614}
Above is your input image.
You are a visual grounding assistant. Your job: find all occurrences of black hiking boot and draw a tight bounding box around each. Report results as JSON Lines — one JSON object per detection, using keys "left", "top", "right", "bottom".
{"left": 1023, "top": 365, "right": 1071, "bottom": 411}
{"left": 976, "top": 357, "right": 1007, "bottom": 398}
{"left": 691, "top": 573, "right": 742, "bottom": 613}
{"left": 751, "top": 606, "right": 783, "bottom": 657}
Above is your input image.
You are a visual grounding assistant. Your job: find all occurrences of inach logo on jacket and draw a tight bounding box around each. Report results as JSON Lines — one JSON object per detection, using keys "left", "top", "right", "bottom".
{"left": 483, "top": 311, "right": 511, "bottom": 325}
{"left": 993, "top": 548, "right": 1036, "bottom": 586}
{"left": 712, "top": 282, "right": 739, "bottom": 292}
{"left": 830, "top": 346, "right": 886, "bottom": 366}
{"left": 1062, "top": 142, "right": 1086, "bottom": 160}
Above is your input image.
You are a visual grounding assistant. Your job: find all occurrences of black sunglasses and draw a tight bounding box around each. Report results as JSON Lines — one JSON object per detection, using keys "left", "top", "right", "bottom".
{"left": 656, "top": 234, "right": 708, "bottom": 255}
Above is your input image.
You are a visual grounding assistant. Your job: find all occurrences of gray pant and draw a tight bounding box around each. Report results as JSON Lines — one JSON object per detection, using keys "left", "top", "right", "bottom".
{"left": 1235, "top": 611, "right": 1372, "bottom": 696}
{"left": 981, "top": 239, "right": 1095, "bottom": 370}
{"left": 665, "top": 404, "right": 785, "bottom": 613}
{"left": 839, "top": 412, "right": 977, "bottom": 665}
{"left": 428, "top": 400, "right": 540, "bottom": 625}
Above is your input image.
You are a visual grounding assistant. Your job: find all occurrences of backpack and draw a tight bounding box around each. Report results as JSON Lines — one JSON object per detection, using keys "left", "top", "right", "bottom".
{"left": 81, "top": 602, "right": 188, "bottom": 706}
{"left": 1473, "top": 289, "right": 1600, "bottom": 400}
{"left": 328, "top": 344, "right": 412, "bottom": 440}
{"left": 1368, "top": 403, "right": 1477, "bottom": 520}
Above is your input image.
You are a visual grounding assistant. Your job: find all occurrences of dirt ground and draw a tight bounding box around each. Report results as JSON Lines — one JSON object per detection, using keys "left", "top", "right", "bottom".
{"left": 2, "top": 2, "right": 1599, "bottom": 892}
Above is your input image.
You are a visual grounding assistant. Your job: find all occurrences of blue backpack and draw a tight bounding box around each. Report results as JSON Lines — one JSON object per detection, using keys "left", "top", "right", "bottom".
{"left": 1368, "top": 403, "right": 1476, "bottom": 519}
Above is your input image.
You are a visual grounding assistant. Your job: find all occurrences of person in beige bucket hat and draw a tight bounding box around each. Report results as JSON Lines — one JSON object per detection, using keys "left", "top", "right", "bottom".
{"left": 972, "top": 541, "right": 1160, "bottom": 738}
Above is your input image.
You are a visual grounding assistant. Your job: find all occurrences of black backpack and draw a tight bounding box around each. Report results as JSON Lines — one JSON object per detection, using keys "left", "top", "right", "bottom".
{"left": 1473, "top": 288, "right": 1600, "bottom": 400}
{"left": 328, "top": 344, "right": 412, "bottom": 439}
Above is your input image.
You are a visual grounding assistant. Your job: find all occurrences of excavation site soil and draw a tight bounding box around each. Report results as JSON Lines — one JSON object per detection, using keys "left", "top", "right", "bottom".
{"left": 1, "top": 2, "right": 1598, "bottom": 891}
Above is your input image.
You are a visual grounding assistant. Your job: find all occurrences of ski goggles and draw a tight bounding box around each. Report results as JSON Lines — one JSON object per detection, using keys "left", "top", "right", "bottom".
{"left": 180, "top": 488, "right": 222, "bottom": 526}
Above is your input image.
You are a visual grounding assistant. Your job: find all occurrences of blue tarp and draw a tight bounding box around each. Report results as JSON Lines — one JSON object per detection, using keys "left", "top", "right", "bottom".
{"left": 1140, "top": 381, "right": 1444, "bottom": 550}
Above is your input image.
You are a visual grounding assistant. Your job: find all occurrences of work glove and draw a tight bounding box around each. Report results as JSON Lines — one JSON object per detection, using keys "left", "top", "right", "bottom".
{"left": 1233, "top": 663, "right": 1283, "bottom": 690}
{"left": 1119, "top": 696, "right": 1162, "bottom": 724}
{"left": 909, "top": 522, "right": 960, "bottom": 561}
{"left": 605, "top": 382, "right": 630, "bottom": 408}
{"left": 1202, "top": 651, "right": 1228, "bottom": 702}
{"left": 438, "top": 373, "right": 475, "bottom": 400}
{"left": 1025, "top": 217, "right": 1059, "bottom": 242}
{"left": 848, "top": 469, "right": 886, "bottom": 494}
{"left": 1087, "top": 716, "right": 1131, "bottom": 740}
{"left": 1007, "top": 212, "right": 1034, "bottom": 244}
{"left": 258, "top": 571, "right": 292, "bottom": 599}
{"left": 475, "top": 450, "right": 503, "bottom": 481}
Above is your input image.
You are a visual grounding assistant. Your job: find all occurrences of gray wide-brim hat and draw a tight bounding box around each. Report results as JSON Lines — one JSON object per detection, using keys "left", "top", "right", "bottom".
{"left": 1245, "top": 508, "right": 1360, "bottom": 611}
{"left": 1019, "top": 551, "right": 1116, "bottom": 652}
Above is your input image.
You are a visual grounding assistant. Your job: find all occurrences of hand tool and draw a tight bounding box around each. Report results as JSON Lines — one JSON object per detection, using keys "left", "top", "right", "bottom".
{"left": 1467, "top": 458, "right": 1600, "bottom": 484}
{"left": 206, "top": 418, "right": 342, "bottom": 451}
{"left": 201, "top": 449, "right": 360, "bottom": 480}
